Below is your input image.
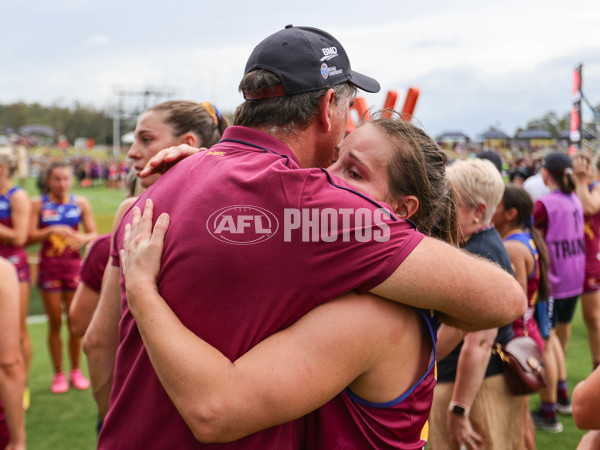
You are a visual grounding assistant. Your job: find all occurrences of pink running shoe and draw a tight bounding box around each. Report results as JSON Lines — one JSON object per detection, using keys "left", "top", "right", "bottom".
{"left": 70, "top": 369, "right": 90, "bottom": 390}
{"left": 51, "top": 373, "right": 69, "bottom": 394}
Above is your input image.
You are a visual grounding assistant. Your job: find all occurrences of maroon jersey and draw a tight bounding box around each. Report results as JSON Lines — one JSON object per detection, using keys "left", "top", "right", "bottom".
{"left": 0, "top": 401, "right": 7, "bottom": 450}
{"left": 305, "top": 309, "right": 437, "bottom": 449}
{"left": 100, "top": 126, "right": 424, "bottom": 449}
{"left": 80, "top": 233, "right": 110, "bottom": 291}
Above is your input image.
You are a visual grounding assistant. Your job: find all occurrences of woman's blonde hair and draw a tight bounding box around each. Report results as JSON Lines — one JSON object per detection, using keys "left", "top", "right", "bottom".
{"left": 447, "top": 158, "right": 505, "bottom": 224}
{"left": 0, "top": 152, "right": 16, "bottom": 177}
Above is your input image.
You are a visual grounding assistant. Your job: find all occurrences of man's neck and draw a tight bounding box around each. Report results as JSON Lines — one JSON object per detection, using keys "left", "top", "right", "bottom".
{"left": 252, "top": 124, "right": 321, "bottom": 169}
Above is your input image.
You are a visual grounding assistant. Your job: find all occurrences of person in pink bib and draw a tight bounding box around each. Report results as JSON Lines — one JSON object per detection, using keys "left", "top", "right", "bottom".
{"left": 532, "top": 152, "right": 585, "bottom": 431}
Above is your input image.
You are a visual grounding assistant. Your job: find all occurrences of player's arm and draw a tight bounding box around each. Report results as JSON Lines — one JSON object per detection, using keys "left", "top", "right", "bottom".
{"left": 504, "top": 240, "right": 529, "bottom": 296}
{"left": 138, "top": 144, "right": 206, "bottom": 178}
{"left": 82, "top": 197, "right": 134, "bottom": 418}
{"left": 573, "top": 155, "right": 600, "bottom": 216}
{"left": 436, "top": 324, "right": 465, "bottom": 361}
{"left": 26, "top": 197, "right": 46, "bottom": 244}
{"left": 69, "top": 281, "right": 102, "bottom": 338}
{"left": 83, "top": 264, "right": 121, "bottom": 419}
{"left": 370, "top": 236, "right": 526, "bottom": 330}
{"left": 577, "top": 182, "right": 600, "bottom": 217}
{"left": 446, "top": 328, "right": 497, "bottom": 449}
{"left": 0, "top": 189, "right": 30, "bottom": 246}
{"left": 573, "top": 366, "right": 600, "bottom": 429}
{"left": 67, "top": 196, "right": 98, "bottom": 251}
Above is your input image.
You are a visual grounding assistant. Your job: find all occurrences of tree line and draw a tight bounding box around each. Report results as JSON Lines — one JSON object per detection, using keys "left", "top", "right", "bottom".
{"left": 0, "top": 102, "right": 114, "bottom": 145}
{"left": 0, "top": 100, "right": 597, "bottom": 145}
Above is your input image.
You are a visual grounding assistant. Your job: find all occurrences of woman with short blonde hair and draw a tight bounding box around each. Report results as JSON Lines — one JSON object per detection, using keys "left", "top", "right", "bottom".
{"left": 430, "top": 157, "right": 524, "bottom": 450}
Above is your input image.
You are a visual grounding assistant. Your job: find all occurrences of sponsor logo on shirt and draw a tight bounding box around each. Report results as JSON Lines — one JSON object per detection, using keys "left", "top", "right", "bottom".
{"left": 65, "top": 208, "right": 80, "bottom": 219}
{"left": 41, "top": 209, "right": 61, "bottom": 222}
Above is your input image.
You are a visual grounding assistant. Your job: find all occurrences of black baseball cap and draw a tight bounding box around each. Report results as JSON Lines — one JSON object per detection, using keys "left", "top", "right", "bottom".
{"left": 544, "top": 152, "right": 572, "bottom": 177}
{"left": 476, "top": 150, "right": 503, "bottom": 173}
{"left": 243, "top": 25, "right": 380, "bottom": 100}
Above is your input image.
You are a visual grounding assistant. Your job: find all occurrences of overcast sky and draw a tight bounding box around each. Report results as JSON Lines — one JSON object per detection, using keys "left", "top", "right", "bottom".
{"left": 2, "top": 0, "right": 600, "bottom": 139}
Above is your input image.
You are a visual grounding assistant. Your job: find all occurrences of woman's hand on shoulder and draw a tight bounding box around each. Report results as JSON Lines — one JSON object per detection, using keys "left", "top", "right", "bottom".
{"left": 120, "top": 199, "right": 170, "bottom": 308}
{"left": 139, "top": 145, "right": 206, "bottom": 178}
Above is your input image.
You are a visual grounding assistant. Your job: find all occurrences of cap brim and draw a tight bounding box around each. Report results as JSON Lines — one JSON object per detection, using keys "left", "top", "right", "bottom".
{"left": 349, "top": 70, "right": 380, "bottom": 93}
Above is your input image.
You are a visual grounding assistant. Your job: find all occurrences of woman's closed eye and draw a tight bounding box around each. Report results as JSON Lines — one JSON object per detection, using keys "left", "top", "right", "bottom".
{"left": 346, "top": 167, "right": 363, "bottom": 180}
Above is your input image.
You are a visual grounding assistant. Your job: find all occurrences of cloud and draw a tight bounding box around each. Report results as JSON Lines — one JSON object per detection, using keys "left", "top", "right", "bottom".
{"left": 83, "top": 34, "right": 110, "bottom": 46}
{"left": 411, "top": 39, "right": 459, "bottom": 50}
{"left": 2, "top": 0, "right": 600, "bottom": 139}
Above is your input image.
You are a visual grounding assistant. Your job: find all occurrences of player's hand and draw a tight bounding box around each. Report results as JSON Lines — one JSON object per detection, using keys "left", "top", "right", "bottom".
{"left": 572, "top": 154, "right": 592, "bottom": 181}
{"left": 139, "top": 144, "right": 206, "bottom": 177}
{"left": 447, "top": 411, "right": 484, "bottom": 450}
{"left": 65, "top": 233, "right": 86, "bottom": 251}
{"left": 50, "top": 225, "right": 75, "bottom": 238}
{"left": 121, "top": 199, "right": 170, "bottom": 301}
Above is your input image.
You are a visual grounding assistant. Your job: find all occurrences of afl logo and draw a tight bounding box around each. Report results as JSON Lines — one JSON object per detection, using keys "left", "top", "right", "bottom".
{"left": 207, "top": 205, "right": 279, "bottom": 245}
{"left": 320, "top": 63, "right": 329, "bottom": 79}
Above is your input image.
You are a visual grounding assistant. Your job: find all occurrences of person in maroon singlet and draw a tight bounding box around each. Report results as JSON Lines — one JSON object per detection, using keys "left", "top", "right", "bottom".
{"left": 29, "top": 162, "right": 97, "bottom": 394}
{"left": 573, "top": 153, "right": 600, "bottom": 372}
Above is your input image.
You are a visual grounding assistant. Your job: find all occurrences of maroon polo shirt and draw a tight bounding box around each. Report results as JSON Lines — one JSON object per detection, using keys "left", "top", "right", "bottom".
{"left": 80, "top": 233, "right": 110, "bottom": 292}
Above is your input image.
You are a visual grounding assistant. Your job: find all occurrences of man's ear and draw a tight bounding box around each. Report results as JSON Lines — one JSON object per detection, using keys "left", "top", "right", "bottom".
{"left": 316, "top": 88, "right": 336, "bottom": 132}
{"left": 395, "top": 195, "right": 419, "bottom": 220}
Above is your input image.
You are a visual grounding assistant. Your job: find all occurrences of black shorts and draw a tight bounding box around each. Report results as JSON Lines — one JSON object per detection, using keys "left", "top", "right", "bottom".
{"left": 551, "top": 296, "right": 579, "bottom": 328}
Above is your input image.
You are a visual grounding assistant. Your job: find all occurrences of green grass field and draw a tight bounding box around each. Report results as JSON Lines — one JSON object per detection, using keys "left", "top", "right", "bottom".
{"left": 17, "top": 180, "right": 594, "bottom": 448}
{"left": 25, "top": 304, "right": 592, "bottom": 449}
{"left": 26, "top": 321, "right": 98, "bottom": 450}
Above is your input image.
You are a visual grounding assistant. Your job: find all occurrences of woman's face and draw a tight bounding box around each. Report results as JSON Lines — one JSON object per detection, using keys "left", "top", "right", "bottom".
{"left": 456, "top": 196, "right": 483, "bottom": 242}
{"left": 128, "top": 110, "right": 181, "bottom": 188}
{"left": 47, "top": 167, "right": 72, "bottom": 198}
{"left": 327, "top": 123, "right": 394, "bottom": 206}
{"left": 491, "top": 200, "right": 507, "bottom": 229}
